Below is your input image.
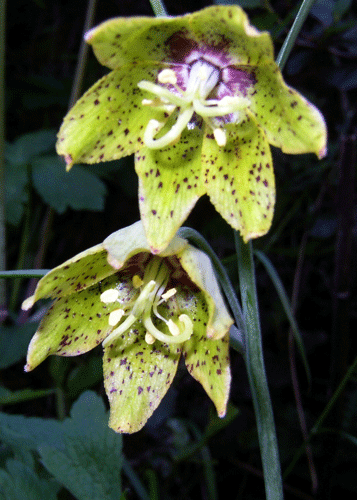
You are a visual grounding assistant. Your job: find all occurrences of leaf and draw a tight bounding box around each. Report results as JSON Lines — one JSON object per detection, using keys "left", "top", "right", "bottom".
{"left": 0, "top": 323, "right": 38, "bottom": 369}
{"left": 5, "top": 130, "right": 57, "bottom": 166}
{"left": 0, "top": 459, "right": 59, "bottom": 500}
{"left": 39, "top": 392, "right": 123, "bottom": 500}
{"left": 31, "top": 155, "right": 107, "bottom": 213}
{"left": 0, "top": 387, "right": 54, "bottom": 406}
{"left": 4, "top": 165, "right": 29, "bottom": 226}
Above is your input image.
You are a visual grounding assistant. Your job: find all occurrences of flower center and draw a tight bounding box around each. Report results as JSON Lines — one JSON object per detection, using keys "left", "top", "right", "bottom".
{"left": 138, "top": 59, "right": 250, "bottom": 149}
{"left": 101, "top": 257, "right": 193, "bottom": 347}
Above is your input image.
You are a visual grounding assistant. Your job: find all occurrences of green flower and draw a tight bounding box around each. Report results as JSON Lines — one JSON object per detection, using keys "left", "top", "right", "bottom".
{"left": 57, "top": 5, "right": 327, "bottom": 252}
{"left": 22, "top": 222, "right": 233, "bottom": 433}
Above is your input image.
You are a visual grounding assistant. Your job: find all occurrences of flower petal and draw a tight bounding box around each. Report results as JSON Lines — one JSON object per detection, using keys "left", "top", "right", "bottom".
{"left": 56, "top": 64, "right": 168, "bottom": 169}
{"left": 103, "top": 221, "right": 188, "bottom": 268}
{"left": 86, "top": 15, "right": 193, "bottom": 69}
{"left": 103, "top": 320, "right": 181, "bottom": 433}
{"left": 177, "top": 245, "right": 233, "bottom": 340}
{"left": 202, "top": 119, "right": 275, "bottom": 242}
{"left": 189, "top": 6, "right": 274, "bottom": 66}
{"left": 23, "top": 245, "right": 114, "bottom": 307}
{"left": 25, "top": 272, "right": 137, "bottom": 371}
{"left": 248, "top": 64, "right": 327, "bottom": 159}
{"left": 135, "top": 126, "right": 205, "bottom": 254}
{"left": 183, "top": 333, "right": 231, "bottom": 418}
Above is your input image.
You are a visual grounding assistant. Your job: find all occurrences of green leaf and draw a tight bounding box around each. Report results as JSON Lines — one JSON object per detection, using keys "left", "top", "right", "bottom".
{"left": 39, "top": 392, "right": 123, "bottom": 500}
{"left": 5, "top": 130, "right": 56, "bottom": 166}
{"left": 4, "top": 165, "right": 28, "bottom": 226}
{"left": 31, "top": 155, "right": 107, "bottom": 213}
{"left": 0, "top": 323, "right": 38, "bottom": 369}
{"left": 0, "top": 459, "right": 59, "bottom": 500}
{"left": 0, "top": 387, "right": 54, "bottom": 406}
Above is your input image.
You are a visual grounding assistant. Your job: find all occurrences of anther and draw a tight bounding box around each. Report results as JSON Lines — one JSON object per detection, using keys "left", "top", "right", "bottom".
{"left": 100, "top": 288, "right": 119, "bottom": 303}
{"left": 145, "top": 332, "right": 156, "bottom": 344}
{"left": 158, "top": 69, "right": 177, "bottom": 85}
{"left": 160, "top": 288, "right": 177, "bottom": 301}
{"left": 132, "top": 275, "right": 143, "bottom": 288}
{"left": 108, "top": 309, "right": 125, "bottom": 326}
{"left": 213, "top": 128, "right": 227, "bottom": 147}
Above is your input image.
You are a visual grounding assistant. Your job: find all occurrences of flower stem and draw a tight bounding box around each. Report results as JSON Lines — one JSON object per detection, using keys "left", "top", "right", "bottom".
{"left": 0, "top": 0, "right": 6, "bottom": 307}
{"left": 0, "top": 270, "right": 50, "bottom": 278}
{"left": 276, "top": 0, "right": 317, "bottom": 70}
{"left": 149, "top": 0, "right": 168, "bottom": 18}
{"left": 235, "top": 232, "right": 283, "bottom": 500}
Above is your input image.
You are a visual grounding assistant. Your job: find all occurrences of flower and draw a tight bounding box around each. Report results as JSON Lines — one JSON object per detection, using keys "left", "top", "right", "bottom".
{"left": 22, "top": 221, "right": 233, "bottom": 433}
{"left": 57, "top": 5, "right": 327, "bottom": 252}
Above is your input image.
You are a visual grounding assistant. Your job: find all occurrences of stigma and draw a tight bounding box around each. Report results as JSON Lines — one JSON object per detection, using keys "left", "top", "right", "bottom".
{"left": 138, "top": 59, "right": 250, "bottom": 149}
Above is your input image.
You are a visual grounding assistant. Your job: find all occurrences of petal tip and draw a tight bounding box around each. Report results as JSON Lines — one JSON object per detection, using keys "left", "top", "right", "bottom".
{"left": 318, "top": 144, "right": 328, "bottom": 160}
{"left": 22, "top": 296, "right": 35, "bottom": 311}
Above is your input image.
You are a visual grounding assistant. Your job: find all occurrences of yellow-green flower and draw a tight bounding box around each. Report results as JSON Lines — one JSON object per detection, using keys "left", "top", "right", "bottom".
{"left": 57, "top": 5, "right": 327, "bottom": 252}
{"left": 22, "top": 222, "right": 233, "bottom": 433}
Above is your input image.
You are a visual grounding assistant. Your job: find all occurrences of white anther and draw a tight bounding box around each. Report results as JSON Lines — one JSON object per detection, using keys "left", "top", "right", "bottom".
{"left": 168, "top": 319, "right": 180, "bottom": 336}
{"left": 158, "top": 69, "right": 177, "bottom": 85}
{"left": 213, "top": 128, "right": 227, "bottom": 147}
{"left": 145, "top": 332, "right": 156, "bottom": 344}
{"left": 161, "top": 288, "right": 177, "bottom": 301}
{"left": 100, "top": 288, "right": 119, "bottom": 303}
{"left": 108, "top": 309, "right": 125, "bottom": 326}
{"left": 142, "top": 99, "right": 154, "bottom": 106}
{"left": 198, "top": 66, "right": 208, "bottom": 81}
{"left": 132, "top": 275, "right": 143, "bottom": 288}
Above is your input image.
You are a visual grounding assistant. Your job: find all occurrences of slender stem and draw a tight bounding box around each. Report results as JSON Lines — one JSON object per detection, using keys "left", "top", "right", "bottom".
{"left": 149, "top": 0, "right": 168, "bottom": 17}
{"left": 0, "top": 270, "right": 50, "bottom": 278}
{"left": 68, "top": 0, "right": 97, "bottom": 109}
{"left": 276, "top": 0, "right": 317, "bottom": 70}
{"left": 235, "top": 233, "right": 283, "bottom": 500}
{"left": 0, "top": 0, "right": 6, "bottom": 306}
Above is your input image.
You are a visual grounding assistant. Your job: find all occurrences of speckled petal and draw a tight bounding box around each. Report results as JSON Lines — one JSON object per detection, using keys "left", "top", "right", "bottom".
{"left": 177, "top": 245, "right": 233, "bottom": 340}
{"left": 103, "top": 221, "right": 188, "bottom": 269}
{"left": 249, "top": 64, "right": 327, "bottom": 159}
{"left": 103, "top": 320, "right": 181, "bottom": 433}
{"left": 25, "top": 272, "right": 137, "bottom": 372}
{"left": 23, "top": 245, "right": 114, "bottom": 306}
{"left": 183, "top": 333, "right": 230, "bottom": 417}
{"left": 56, "top": 64, "right": 168, "bottom": 169}
{"left": 202, "top": 118, "right": 275, "bottom": 242}
{"left": 86, "top": 15, "right": 193, "bottom": 69}
{"left": 188, "top": 6, "right": 274, "bottom": 66}
{"left": 135, "top": 126, "right": 205, "bottom": 254}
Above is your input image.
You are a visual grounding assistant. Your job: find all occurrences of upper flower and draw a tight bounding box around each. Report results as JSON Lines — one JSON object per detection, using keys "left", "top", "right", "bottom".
{"left": 57, "top": 6, "right": 327, "bottom": 252}
{"left": 22, "top": 221, "right": 233, "bottom": 433}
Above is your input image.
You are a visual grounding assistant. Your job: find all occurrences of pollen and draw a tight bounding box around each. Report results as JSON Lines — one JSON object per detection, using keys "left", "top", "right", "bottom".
{"left": 100, "top": 288, "right": 119, "bottom": 303}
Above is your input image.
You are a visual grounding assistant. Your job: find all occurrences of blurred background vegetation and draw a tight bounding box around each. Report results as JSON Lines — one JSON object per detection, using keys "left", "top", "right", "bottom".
{"left": 1, "top": 0, "right": 357, "bottom": 498}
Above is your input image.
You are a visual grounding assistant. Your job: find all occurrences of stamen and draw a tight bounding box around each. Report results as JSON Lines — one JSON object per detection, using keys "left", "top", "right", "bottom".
{"left": 103, "top": 313, "right": 137, "bottom": 346}
{"left": 100, "top": 288, "right": 119, "bottom": 303}
{"left": 108, "top": 308, "right": 125, "bottom": 326}
{"left": 158, "top": 69, "right": 177, "bottom": 85}
{"left": 213, "top": 128, "right": 227, "bottom": 147}
{"left": 143, "top": 312, "right": 193, "bottom": 344}
{"left": 144, "top": 107, "right": 194, "bottom": 149}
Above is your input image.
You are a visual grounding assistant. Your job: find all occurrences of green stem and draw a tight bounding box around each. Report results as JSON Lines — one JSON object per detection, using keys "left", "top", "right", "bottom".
{"left": 177, "top": 227, "right": 245, "bottom": 353}
{"left": 0, "top": 270, "right": 50, "bottom": 278}
{"left": 276, "top": 0, "right": 317, "bottom": 70}
{"left": 149, "top": 0, "right": 168, "bottom": 17}
{"left": 68, "top": 0, "right": 97, "bottom": 109}
{"left": 235, "top": 233, "right": 283, "bottom": 500}
{"left": 0, "top": 0, "right": 6, "bottom": 306}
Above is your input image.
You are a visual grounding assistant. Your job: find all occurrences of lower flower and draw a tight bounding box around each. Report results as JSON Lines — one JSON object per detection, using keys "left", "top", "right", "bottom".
{"left": 22, "top": 221, "right": 233, "bottom": 433}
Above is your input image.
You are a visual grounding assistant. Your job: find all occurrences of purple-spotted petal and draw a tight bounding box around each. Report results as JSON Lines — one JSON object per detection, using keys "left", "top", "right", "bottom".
{"left": 25, "top": 272, "right": 137, "bottom": 372}
{"left": 135, "top": 125, "right": 205, "bottom": 254}
{"left": 57, "top": 64, "right": 168, "bottom": 169}
{"left": 202, "top": 118, "right": 275, "bottom": 242}
{"left": 103, "top": 320, "right": 181, "bottom": 433}
{"left": 248, "top": 64, "right": 327, "bottom": 159}
{"left": 183, "top": 332, "right": 230, "bottom": 417}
